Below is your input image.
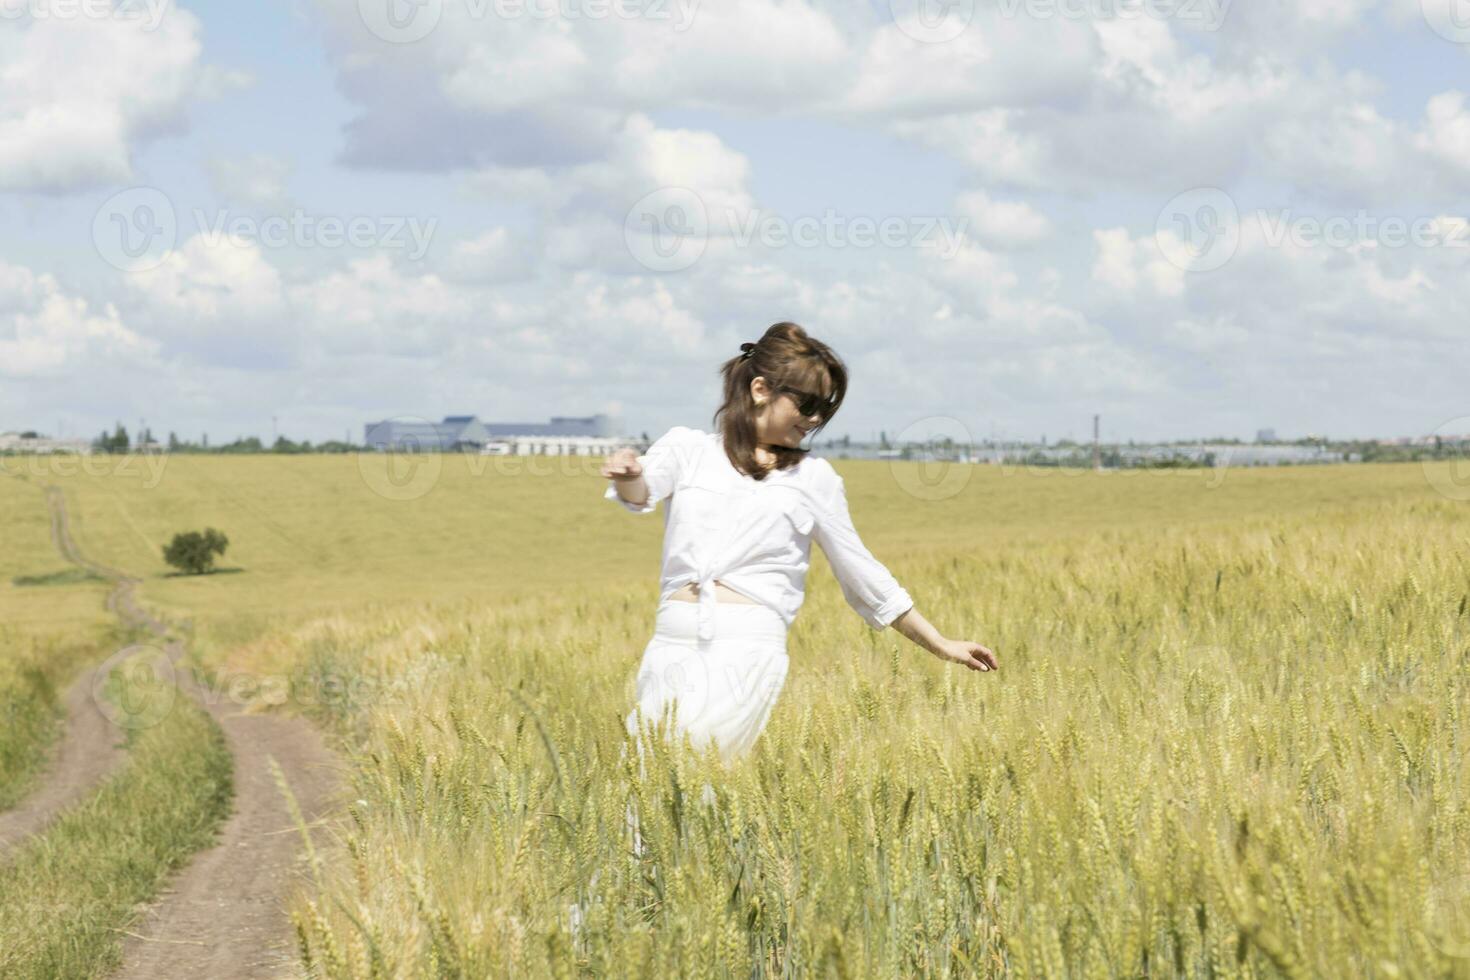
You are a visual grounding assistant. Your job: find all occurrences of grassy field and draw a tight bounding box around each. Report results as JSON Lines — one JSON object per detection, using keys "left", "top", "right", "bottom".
{"left": 3, "top": 452, "right": 1468, "bottom": 975}
{"left": 270, "top": 478, "right": 1470, "bottom": 977}
{"left": 0, "top": 470, "right": 236, "bottom": 978}
{"left": 0, "top": 472, "right": 121, "bottom": 808}
{"left": 0, "top": 654, "right": 233, "bottom": 979}
{"left": 0, "top": 470, "right": 114, "bottom": 640}
{"left": 2, "top": 450, "right": 1449, "bottom": 652}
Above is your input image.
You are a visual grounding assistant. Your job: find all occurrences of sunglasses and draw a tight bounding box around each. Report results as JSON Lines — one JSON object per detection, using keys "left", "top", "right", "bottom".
{"left": 773, "top": 384, "right": 836, "bottom": 420}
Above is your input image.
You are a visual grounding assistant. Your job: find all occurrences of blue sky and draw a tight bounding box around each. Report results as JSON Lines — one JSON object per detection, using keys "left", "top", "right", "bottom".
{"left": 2, "top": 0, "right": 1468, "bottom": 446}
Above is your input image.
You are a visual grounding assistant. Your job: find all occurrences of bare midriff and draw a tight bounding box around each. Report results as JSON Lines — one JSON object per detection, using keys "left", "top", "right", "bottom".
{"left": 669, "top": 580, "right": 759, "bottom": 604}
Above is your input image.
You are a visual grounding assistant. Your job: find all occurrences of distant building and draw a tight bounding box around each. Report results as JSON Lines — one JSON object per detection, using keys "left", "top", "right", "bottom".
{"left": 364, "top": 413, "right": 626, "bottom": 455}
{"left": 1255, "top": 428, "right": 1277, "bottom": 443}
{"left": 481, "top": 413, "right": 624, "bottom": 456}
{"left": 364, "top": 416, "right": 492, "bottom": 452}
{"left": 484, "top": 414, "right": 617, "bottom": 439}
{"left": 0, "top": 431, "right": 93, "bottom": 454}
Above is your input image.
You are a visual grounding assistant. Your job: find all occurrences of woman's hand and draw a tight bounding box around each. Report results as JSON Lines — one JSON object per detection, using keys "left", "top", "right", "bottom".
{"left": 600, "top": 448, "right": 644, "bottom": 482}
{"left": 933, "top": 638, "right": 999, "bottom": 672}
{"left": 890, "top": 608, "right": 999, "bottom": 673}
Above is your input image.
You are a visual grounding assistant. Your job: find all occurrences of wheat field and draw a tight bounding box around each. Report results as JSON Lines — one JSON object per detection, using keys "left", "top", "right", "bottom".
{"left": 6, "top": 453, "right": 1469, "bottom": 976}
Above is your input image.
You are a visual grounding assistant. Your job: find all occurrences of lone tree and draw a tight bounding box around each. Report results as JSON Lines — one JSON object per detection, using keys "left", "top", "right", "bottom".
{"left": 162, "top": 528, "right": 229, "bottom": 575}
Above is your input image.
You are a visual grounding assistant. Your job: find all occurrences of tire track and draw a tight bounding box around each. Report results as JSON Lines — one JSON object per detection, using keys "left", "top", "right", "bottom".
{"left": 0, "top": 486, "right": 128, "bottom": 855}
{"left": 0, "top": 664, "right": 126, "bottom": 853}
{"left": 12, "top": 482, "right": 349, "bottom": 978}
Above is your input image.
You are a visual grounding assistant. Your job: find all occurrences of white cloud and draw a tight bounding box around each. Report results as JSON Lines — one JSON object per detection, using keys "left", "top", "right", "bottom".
{"left": 122, "top": 235, "right": 294, "bottom": 369}
{"left": 891, "top": 108, "right": 1049, "bottom": 188}
{"left": 1090, "top": 228, "right": 1185, "bottom": 297}
{"left": 1211, "top": 0, "right": 1383, "bottom": 59}
{"left": 576, "top": 276, "right": 705, "bottom": 354}
{"left": 1165, "top": 314, "right": 1251, "bottom": 353}
{"left": 0, "top": 261, "right": 155, "bottom": 377}
{"left": 954, "top": 190, "right": 1052, "bottom": 248}
{"left": 306, "top": 0, "right": 1470, "bottom": 215}
{"left": 462, "top": 112, "right": 756, "bottom": 277}
{"left": 290, "top": 254, "right": 474, "bottom": 357}
{"left": 1414, "top": 90, "right": 1470, "bottom": 180}
{"left": 130, "top": 234, "right": 286, "bottom": 320}
{"left": 207, "top": 153, "right": 294, "bottom": 209}
{"left": 845, "top": 12, "right": 1096, "bottom": 117}
{"left": 313, "top": 0, "right": 849, "bottom": 172}
{"left": 1088, "top": 210, "right": 1465, "bottom": 354}
{"left": 0, "top": 3, "right": 211, "bottom": 192}
{"left": 468, "top": 113, "right": 752, "bottom": 220}
{"left": 7, "top": 0, "right": 1470, "bottom": 442}
{"left": 442, "top": 30, "right": 590, "bottom": 113}
{"left": 607, "top": 0, "right": 851, "bottom": 110}
{"left": 877, "top": 17, "right": 1465, "bottom": 208}
{"left": 444, "top": 227, "right": 536, "bottom": 283}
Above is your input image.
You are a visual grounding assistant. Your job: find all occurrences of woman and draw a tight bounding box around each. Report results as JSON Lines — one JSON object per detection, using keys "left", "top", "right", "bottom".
{"left": 602, "top": 322, "right": 1000, "bottom": 768}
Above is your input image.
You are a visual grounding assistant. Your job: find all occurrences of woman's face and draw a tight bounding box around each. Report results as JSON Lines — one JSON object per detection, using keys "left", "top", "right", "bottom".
{"left": 752, "top": 376, "right": 830, "bottom": 448}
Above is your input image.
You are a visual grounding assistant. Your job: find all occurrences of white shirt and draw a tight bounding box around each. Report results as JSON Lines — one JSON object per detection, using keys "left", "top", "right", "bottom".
{"left": 605, "top": 426, "right": 914, "bottom": 641}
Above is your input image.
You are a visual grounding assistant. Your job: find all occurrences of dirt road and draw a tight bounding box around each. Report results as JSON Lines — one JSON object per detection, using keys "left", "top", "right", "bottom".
{"left": 0, "top": 486, "right": 130, "bottom": 854}
{"left": 14, "top": 483, "right": 350, "bottom": 978}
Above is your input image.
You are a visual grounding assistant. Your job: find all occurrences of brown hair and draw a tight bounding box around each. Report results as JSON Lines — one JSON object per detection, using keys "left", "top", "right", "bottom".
{"left": 712, "top": 321, "right": 847, "bottom": 480}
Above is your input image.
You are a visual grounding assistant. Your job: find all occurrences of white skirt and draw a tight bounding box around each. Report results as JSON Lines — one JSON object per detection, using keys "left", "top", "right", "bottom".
{"left": 618, "top": 597, "right": 789, "bottom": 860}
{"left": 623, "top": 596, "right": 790, "bottom": 765}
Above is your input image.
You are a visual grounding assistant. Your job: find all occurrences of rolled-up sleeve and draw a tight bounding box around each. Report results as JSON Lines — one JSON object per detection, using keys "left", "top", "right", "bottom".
{"left": 809, "top": 463, "right": 914, "bottom": 630}
{"left": 604, "top": 425, "right": 695, "bottom": 514}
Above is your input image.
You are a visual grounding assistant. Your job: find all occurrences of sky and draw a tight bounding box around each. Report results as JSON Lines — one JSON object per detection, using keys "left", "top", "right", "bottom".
{"left": 1, "top": 0, "right": 1468, "bottom": 447}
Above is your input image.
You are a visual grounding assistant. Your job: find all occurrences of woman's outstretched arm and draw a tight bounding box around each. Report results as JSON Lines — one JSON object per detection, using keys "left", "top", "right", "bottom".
{"left": 809, "top": 460, "right": 999, "bottom": 673}
{"left": 601, "top": 426, "right": 698, "bottom": 513}
{"left": 890, "top": 606, "right": 999, "bottom": 672}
